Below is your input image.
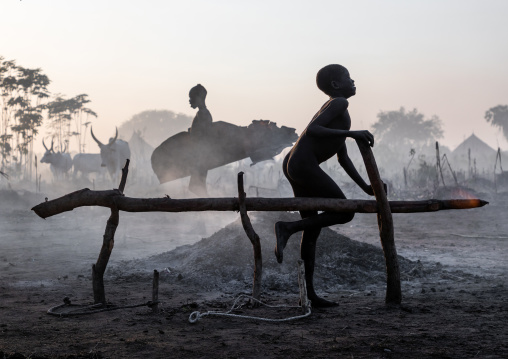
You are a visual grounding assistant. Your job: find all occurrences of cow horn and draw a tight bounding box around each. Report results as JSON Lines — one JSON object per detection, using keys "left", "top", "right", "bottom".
{"left": 42, "top": 139, "right": 48, "bottom": 151}
{"left": 91, "top": 127, "right": 104, "bottom": 147}
{"left": 108, "top": 127, "right": 118, "bottom": 146}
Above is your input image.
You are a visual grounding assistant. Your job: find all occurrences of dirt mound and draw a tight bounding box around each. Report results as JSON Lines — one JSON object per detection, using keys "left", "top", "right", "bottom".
{"left": 109, "top": 212, "right": 457, "bottom": 294}
{"left": 0, "top": 189, "right": 45, "bottom": 209}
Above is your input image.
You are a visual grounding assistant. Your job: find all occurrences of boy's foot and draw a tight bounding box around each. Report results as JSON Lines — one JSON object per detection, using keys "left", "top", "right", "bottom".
{"left": 309, "top": 296, "right": 339, "bottom": 308}
{"left": 274, "top": 221, "right": 291, "bottom": 264}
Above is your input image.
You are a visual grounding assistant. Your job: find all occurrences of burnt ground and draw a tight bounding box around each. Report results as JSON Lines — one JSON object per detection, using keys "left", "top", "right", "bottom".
{"left": 0, "top": 188, "right": 507, "bottom": 358}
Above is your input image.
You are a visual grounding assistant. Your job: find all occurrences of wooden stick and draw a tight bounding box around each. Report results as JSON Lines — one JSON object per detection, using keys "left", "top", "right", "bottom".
{"left": 297, "top": 260, "right": 310, "bottom": 314}
{"left": 92, "top": 208, "right": 119, "bottom": 304}
{"left": 237, "top": 172, "right": 263, "bottom": 300}
{"left": 91, "top": 160, "right": 130, "bottom": 304}
{"left": 118, "top": 159, "right": 129, "bottom": 194}
{"left": 32, "top": 193, "right": 488, "bottom": 219}
{"left": 356, "top": 140, "right": 401, "bottom": 305}
{"left": 152, "top": 269, "right": 159, "bottom": 313}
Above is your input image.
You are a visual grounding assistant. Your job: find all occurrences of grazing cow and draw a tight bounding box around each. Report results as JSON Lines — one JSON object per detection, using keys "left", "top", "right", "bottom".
{"left": 40, "top": 139, "right": 72, "bottom": 179}
{"left": 91, "top": 127, "right": 131, "bottom": 182}
{"left": 72, "top": 153, "right": 105, "bottom": 180}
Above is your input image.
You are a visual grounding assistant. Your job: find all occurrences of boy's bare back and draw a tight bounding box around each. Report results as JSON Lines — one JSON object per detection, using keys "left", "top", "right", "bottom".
{"left": 288, "top": 97, "right": 352, "bottom": 166}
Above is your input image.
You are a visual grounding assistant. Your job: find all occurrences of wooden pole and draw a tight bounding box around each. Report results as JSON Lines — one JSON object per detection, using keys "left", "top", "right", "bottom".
{"left": 32, "top": 194, "right": 487, "bottom": 220}
{"left": 237, "top": 172, "right": 263, "bottom": 300}
{"left": 356, "top": 140, "right": 401, "bottom": 305}
{"left": 297, "top": 260, "right": 310, "bottom": 314}
{"left": 91, "top": 160, "right": 130, "bottom": 304}
{"left": 92, "top": 208, "right": 119, "bottom": 304}
{"left": 152, "top": 269, "right": 159, "bottom": 313}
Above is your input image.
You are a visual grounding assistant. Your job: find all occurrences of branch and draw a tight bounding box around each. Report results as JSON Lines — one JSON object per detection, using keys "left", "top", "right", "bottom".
{"left": 31, "top": 190, "right": 488, "bottom": 219}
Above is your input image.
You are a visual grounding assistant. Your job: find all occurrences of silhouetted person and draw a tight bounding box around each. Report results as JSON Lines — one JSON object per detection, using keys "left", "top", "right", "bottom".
{"left": 274, "top": 64, "right": 379, "bottom": 307}
{"left": 188, "top": 84, "right": 212, "bottom": 197}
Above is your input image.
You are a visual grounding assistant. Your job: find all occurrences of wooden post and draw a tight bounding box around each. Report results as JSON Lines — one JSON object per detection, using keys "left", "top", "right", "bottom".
{"left": 237, "top": 172, "right": 263, "bottom": 300}
{"left": 297, "top": 260, "right": 310, "bottom": 314}
{"left": 35, "top": 155, "right": 38, "bottom": 194}
{"left": 92, "top": 160, "right": 130, "bottom": 304}
{"left": 436, "top": 141, "right": 446, "bottom": 187}
{"left": 356, "top": 141, "right": 401, "bottom": 305}
{"left": 152, "top": 269, "right": 159, "bottom": 313}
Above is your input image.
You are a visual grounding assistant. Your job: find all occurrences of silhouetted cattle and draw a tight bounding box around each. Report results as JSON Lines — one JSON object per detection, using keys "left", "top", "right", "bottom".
{"left": 40, "top": 139, "right": 72, "bottom": 178}
{"left": 72, "top": 153, "right": 104, "bottom": 179}
{"left": 91, "top": 127, "right": 131, "bottom": 181}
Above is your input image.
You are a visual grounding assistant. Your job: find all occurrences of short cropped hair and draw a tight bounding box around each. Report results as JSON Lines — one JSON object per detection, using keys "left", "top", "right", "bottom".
{"left": 316, "top": 64, "right": 348, "bottom": 96}
{"left": 189, "top": 84, "right": 207, "bottom": 98}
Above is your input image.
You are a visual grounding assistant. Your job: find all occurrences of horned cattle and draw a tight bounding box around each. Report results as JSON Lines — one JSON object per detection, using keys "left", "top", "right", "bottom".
{"left": 40, "top": 139, "right": 72, "bottom": 179}
{"left": 91, "top": 127, "right": 131, "bottom": 181}
{"left": 72, "top": 153, "right": 105, "bottom": 179}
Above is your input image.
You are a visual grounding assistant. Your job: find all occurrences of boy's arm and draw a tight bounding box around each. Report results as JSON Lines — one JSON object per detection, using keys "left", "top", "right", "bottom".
{"left": 306, "top": 98, "right": 374, "bottom": 146}
{"left": 337, "top": 144, "right": 374, "bottom": 195}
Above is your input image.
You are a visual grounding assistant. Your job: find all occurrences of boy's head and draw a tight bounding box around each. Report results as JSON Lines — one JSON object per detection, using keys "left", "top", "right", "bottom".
{"left": 316, "top": 64, "right": 355, "bottom": 98}
{"left": 189, "top": 84, "right": 207, "bottom": 108}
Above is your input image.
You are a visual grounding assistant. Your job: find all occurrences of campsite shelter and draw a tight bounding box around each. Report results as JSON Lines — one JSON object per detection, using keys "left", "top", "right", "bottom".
{"left": 451, "top": 134, "right": 496, "bottom": 175}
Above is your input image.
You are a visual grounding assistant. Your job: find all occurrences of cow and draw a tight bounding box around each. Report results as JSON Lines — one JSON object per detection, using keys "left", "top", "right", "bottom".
{"left": 40, "top": 139, "right": 72, "bottom": 179}
{"left": 72, "top": 153, "right": 105, "bottom": 180}
{"left": 91, "top": 127, "right": 131, "bottom": 182}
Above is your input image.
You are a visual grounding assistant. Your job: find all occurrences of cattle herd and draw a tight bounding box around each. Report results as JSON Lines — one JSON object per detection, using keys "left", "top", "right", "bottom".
{"left": 40, "top": 127, "right": 130, "bottom": 182}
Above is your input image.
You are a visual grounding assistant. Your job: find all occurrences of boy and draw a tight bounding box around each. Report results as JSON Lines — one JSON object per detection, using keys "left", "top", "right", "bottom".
{"left": 188, "top": 84, "right": 212, "bottom": 196}
{"left": 189, "top": 84, "right": 213, "bottom": 137}
{"left": 274, "top": 64, "right": 378, "bottom": 307}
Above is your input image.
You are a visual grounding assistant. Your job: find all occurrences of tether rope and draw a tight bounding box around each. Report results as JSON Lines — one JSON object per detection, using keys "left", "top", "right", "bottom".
{"left": 188, "top": 294, "right": 311, "bottom": 324}
{"left": 47, "top": 298, "right": 158, "bottom": 317}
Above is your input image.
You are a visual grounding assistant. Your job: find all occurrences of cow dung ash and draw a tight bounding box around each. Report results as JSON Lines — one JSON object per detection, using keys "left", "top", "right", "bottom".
{"left": 111, "top": 211, "right": 474, "bottom": 294}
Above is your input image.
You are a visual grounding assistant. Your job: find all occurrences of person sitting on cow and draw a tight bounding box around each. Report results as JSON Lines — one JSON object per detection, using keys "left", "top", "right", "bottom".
{"left": 274, "top": 64, "right": 382, "bottom": 307}
{"left": 189, "top": 84, "right": 213, "bottom": 136}
{"left": 187, "top": 84, "right": 213, "bottom": 197}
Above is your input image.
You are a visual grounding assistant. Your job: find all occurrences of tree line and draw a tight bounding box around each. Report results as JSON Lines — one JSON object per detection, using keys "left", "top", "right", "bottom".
{"left": 0, "top": 56, "right": 97, "bottom": 180}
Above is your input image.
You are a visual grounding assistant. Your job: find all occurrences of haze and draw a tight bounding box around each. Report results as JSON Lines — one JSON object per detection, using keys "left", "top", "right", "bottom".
{"left": 2, "top": 0, "right": 508, "bottom": 152}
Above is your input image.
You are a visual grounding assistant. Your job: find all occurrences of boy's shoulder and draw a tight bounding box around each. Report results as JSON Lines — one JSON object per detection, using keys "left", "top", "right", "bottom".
{"left": 329, "top": 97, "right": 349, "bottom": 109}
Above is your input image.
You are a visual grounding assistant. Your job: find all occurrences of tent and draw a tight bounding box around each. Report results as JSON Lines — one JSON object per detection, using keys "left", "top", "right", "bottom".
{"left": 451, "top": 133, "right": 496, "bottom": 174}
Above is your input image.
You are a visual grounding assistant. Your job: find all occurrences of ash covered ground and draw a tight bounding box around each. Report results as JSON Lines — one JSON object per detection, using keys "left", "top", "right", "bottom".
{"left": 0, "top": 185, "right": 507, "bottom": 358}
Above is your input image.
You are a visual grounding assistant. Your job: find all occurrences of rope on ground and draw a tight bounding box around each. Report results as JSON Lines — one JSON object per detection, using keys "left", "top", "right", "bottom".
{"left": 188, "top": 294, "right": 311, "bottom": 324}
{"left": 47, "top": 297, "right": 159, "bottom": 317}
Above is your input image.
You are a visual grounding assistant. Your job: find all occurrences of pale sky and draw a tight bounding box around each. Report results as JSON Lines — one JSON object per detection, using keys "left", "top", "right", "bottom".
{"left": 2, "top": 0, "right": 508, "bottom": 153}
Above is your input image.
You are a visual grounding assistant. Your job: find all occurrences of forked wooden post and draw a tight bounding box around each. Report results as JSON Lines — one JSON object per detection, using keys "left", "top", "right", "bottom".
{"left": 356, "top": 141, "right": 401, "bottom": 305}
{"left": 92, "top": 159, "right": 130, "bottom": 304}
{"left": 237, "top": 172, "right": 263, "bottom": 300}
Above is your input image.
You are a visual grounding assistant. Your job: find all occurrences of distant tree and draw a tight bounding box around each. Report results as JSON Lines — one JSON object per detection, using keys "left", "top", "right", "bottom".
{"left": 371, "top": 107, "right": 443, "bottom": 149}
{"left": 0, "top": 58, "right": 50, "bottom": 178}
{"left": 68, "top": 94, "right": 97, "bottom": 153}
{"left": 45, "top": 95, "right": 72, "bottom": 152}
{"left": 0, "top": 57, "right": 18, "bottom": 167}
{"left": 11, "top": 66, "right": 50, "bottom": 178}
{"left": 118, "top": 110, "right": 192, "bottom": 147}
{"left": 485, "top": 105, "right": 508, "bottom": 141}
{"left": 45, "top": 94, "right": 96, "bottom": 153}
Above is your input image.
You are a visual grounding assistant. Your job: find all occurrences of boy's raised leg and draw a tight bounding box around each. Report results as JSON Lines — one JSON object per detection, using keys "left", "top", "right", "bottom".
{"left": 274, "top": 221, "right": 292, "bottom": 264}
